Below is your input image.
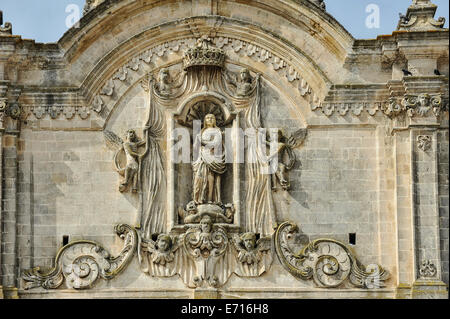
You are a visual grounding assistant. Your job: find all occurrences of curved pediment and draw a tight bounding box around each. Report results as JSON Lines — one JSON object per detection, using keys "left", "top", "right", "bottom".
{"left": 57, "top": 0, "right": 354, "bottom": 96}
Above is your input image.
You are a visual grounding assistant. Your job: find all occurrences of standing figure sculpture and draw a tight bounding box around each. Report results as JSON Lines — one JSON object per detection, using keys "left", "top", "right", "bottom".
{"left": 120, "top": 129, "right": 145, "bottom": 192}
{"left": 103, "top": 129, "right": 146, "bottom": 193}
{"left": 192, "top": 114, "right": 226, "bottom": 205}
{"left": 267, "top": 129, "right": 308, "bottom": 191}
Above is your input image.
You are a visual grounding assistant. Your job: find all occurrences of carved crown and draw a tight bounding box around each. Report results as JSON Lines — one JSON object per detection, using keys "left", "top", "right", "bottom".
{"left": 183, "top": 36, "right": 226, "bottom": 70}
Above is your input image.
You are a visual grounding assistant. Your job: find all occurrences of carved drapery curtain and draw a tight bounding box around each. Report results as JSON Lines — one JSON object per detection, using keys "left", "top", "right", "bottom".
{"left": 138, "top": 81, "right": 167, "bottom": 239}
{"left": 244, "top": 78, "right": 276, "bottom": 236}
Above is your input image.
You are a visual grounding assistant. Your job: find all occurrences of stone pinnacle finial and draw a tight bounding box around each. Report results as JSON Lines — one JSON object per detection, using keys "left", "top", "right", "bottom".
{"left": 309, "top": 0, "right": 326, "bottom": 11}
{"left": 397, "top": 0, "right": 446, "bottom": 31}
{"left": 83, "top": 0, "right": 105, "bottom": 15}
{"left": 0, "top": 10, "right": 12, "bottom": 36}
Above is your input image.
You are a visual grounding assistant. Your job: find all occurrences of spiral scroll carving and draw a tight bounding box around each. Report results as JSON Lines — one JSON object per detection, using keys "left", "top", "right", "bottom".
{"left": 274, "top": 221, "right": 389, "bottom": 288}
{"left": 23, "top": 224, "right": 137, "bottom": 290}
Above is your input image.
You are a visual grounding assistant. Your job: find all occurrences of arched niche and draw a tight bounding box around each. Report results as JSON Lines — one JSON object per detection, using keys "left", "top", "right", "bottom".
{"left": 167, "top": 90, "right": 241, "bottom": 233}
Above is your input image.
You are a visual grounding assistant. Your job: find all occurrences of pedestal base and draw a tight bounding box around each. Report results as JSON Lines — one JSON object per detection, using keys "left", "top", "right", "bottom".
{"left": 411, "top": 279, "right": 448, "bottom": 299}
{"left": 2, "top": 286, "right": 19, "bottom": 299}
{"left": 395, "top": 284, "right": 412, "bottom": 299}
{"left": 192, "top": 288, "right": 220, "bottom": 299}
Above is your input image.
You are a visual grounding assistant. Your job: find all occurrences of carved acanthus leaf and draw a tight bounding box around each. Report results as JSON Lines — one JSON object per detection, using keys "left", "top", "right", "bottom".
{"left": 22, "top": 224, "right": 137, "bottom": 290}
{"left": 274, "top": 221, "right": 390, "bottom": 288}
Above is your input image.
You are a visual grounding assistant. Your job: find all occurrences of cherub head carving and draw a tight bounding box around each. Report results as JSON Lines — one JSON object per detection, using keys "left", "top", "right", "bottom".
{"left": 241, "top": 232, "right": 257, "bottom": 251}
{"left": 200, "top": 215, "right": 213, "bottom": 233}
{"left": 156, "top": 234, "right": 172, "bottom": 252}
{"left": 418, "top": 93, "right": 431, "bottom": 107}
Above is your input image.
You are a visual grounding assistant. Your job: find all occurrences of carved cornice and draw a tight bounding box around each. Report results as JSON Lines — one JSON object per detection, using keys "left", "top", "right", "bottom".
{"left": 0, "top": 10, "right": 12, "bottom": 36}
{"left": 385, "top": 93, "right": 447, "bottom": 118}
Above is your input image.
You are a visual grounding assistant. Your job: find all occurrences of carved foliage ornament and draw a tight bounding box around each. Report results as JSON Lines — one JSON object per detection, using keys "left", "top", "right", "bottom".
{"left": 22, "top": 224, "right": 137, "bottom": 290}
{"left": 417, "top": 135, "right": 432, "bottom": 152}
{"left": 23, "top": 221, "right": 391, "bottom": 290}
{"left": 402, "top": 93, "right": 443, "bottom": 118}
{"left": 89, "top": 36, "right": 320, "bottom": 115}
{"left": 274, "top": 221, "right": 390, "bottom": 288}
{"left": 0, "top": 99, "right": 22, "bottom": 120}
{"left": 381, "top": 94, "right": 446, "bottom": 118}
{"left": 315, "top": 102, "right": 383, "bottom": 117}
{"left": 138, "top": 223, "right": 273, "bottom": 288}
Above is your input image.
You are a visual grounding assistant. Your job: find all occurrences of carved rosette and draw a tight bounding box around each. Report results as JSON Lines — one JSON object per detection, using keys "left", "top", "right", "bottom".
{"left": 419, "top": 260, "right": 437, "bottom": 278}
{"left": 417, "top": 135, "right": 432, "bottom": 152}
{"left": 22, "top": 224, "right": 137, "bottom": 290}
{"left": 274, "top": 221, "right": 389, "bottom": 288}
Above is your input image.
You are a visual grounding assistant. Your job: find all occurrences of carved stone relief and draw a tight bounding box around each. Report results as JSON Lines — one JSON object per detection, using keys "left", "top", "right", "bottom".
{"left": 22, "top": 36, "right": 390, "bottom": 292}
{"left": 0, "top": 10, "right": 12, "bottom": 36}
{"left": 274, "top": 222, "right": 390, "bottom": 288}
{"left": 419, "top": 260, "right": 437, "bottom": 278}
{"left": 397, "top": 0, "right": 446, "bottom": 31}
{"left": 104, "top": 129, "right": 146, "bottom": 193}
{"left": 417, "top": 135, "right": 432, "bottom": 152}
{"left": 22, "top": 225, "right": 137, "bottom": 290}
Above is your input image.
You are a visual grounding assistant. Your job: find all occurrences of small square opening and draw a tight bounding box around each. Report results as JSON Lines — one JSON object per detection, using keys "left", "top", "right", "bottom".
{"left": 349, "top": 233, "right": 356, "bottom": 245}
{"left": 62, "top": 235, "right": 69, "bottom": 246}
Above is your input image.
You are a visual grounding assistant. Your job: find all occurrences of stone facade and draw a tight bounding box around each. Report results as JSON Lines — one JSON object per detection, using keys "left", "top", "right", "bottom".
{"left": 0, "top": 0, "right": 448, "bottom": 299}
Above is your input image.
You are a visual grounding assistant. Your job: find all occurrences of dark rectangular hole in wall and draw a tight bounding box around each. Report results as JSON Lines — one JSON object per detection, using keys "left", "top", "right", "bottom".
{"left": 349, "top": 233, "right": 356, "bottom": 245}
{"left": 63, "top": 235, "right": 69, "bottom": 246}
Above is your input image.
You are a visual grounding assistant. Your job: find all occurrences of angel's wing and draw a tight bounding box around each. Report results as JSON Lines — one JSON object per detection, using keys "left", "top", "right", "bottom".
{"left": 231, "top": 234, "right": 245, "bottom": 252}
{"left": 223, "top": 70, "right": 238, "bottom": 87}
{"left": 287, "top": 128, "right": 307, "bottom": 149}
{"left": 256, "top": 237, "right": 272, "bottom": 253}
{"left": 104, "top": 130, "right": 124, "bottom": 150}
{"left": 170, "top": 236, "right": 182, "bottom": 252}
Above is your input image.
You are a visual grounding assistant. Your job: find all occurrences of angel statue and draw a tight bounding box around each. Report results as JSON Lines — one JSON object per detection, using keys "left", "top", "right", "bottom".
{"left": 266, "top": 128, "right": 307, "bottom": 191}
{"left": 232, "top": 232, "right": 272, "bottom": 266}
{"left": 104, "top": 129, "right": 146, "bottom": 193}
